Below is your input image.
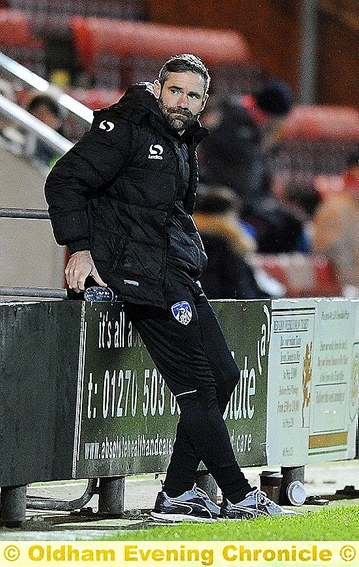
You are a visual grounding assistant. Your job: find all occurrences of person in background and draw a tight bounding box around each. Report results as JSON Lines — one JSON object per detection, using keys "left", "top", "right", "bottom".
{"left": 281, "top": 180, "right": 323, "bottom": 253}
{"left": 244, "top": 193, "right": 312, "bottom": 254}
{"left": 45, "top": 54, "right": 298, "bottom": 522}
{"left": 313, "top": 148, "right": 359, "bottom": 297}
{"left": 25, "top": 92, "right": 65, "bottom": 166}
{"left": 199, "top": 79, "right": 299, "bottom": 254}
{"left": 194, "top": 185, "right": 277, "bottom": 299}
{"left": 199, "top": 79, "right": 293, "bottom": 208}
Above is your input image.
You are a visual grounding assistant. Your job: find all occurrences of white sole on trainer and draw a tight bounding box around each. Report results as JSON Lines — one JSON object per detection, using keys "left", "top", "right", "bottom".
{"left": 150, "top": 512, "right": 217, "bottom": 523}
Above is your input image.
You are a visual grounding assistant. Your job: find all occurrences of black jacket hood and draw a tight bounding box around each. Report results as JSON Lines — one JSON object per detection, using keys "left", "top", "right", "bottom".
{"left": 115, "top": 81, "right": 160, "bottom": 115}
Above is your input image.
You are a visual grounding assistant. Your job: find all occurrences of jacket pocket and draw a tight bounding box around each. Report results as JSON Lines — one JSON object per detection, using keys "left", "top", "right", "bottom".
{"left": 108, "top": 233, "right": 128, "bottom": 273}
{"left": 92, "top": 228, "right": 127, "bottom": 273}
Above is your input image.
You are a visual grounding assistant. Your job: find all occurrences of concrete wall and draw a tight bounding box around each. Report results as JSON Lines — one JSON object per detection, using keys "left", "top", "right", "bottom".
{"left": 0, "top": 145, "right": 65, "bottom": 291}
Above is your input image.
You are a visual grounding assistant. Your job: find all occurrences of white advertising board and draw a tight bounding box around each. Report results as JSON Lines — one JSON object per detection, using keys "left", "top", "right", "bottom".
{"left": 266, "top": 298, "right": 358, "bottom": 466}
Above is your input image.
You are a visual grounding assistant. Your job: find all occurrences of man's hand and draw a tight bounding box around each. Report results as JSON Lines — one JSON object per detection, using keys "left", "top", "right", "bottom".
{"left": 65, "top": 250, "right": 107, "bottom": 293}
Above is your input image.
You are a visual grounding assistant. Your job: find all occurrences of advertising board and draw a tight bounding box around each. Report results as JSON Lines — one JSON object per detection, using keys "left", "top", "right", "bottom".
{"left": 73, "top": 300, "right": 271, "bottom": 477}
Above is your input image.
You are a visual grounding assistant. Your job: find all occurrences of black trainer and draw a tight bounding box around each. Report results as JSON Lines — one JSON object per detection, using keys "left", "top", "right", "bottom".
{"left": 220, "top": 488, "right": 301, "bottom": 519}
{"left": 151, "top": 485, "right": 220, "bottom": 523}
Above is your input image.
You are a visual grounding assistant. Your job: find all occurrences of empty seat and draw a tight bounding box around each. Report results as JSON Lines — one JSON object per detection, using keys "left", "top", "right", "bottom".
{"left": 280, "top": 104, "right": 359, "bottom": 142}
{"left": 70, "top": 16, "right": 252, "bottom": 89}
{"left": 0, "top": 9, "right": 45, "bottom": 75}
{"left": 66, "top": 87, "right": 123, "bottom": 110}
{"left": 250, "top": 253, "right": 341, "bottom": 298}
{"left": 272, "top": 105, "right": 359, "bottom": 186}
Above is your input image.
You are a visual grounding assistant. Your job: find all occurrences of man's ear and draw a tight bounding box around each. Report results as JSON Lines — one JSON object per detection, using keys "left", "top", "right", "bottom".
{"left": 153, "top": 79, "right": 161, "bottom": 100}
{"left": 201, "top": 93, "right": 209, "bottom": 111}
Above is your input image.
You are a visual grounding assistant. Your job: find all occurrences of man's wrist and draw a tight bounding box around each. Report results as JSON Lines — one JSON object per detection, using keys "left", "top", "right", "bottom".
{"left": 71, "top": 250, "right": 91, "bottom": 257}
{"left": 67, "top": 240, "right": 91, "bottom": 255}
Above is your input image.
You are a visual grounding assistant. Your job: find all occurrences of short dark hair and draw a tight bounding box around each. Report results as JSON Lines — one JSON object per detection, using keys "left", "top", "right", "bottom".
{"left": 158, "top": 54, "right": 211, "bottom": 95}
{"left": 347, "top": 148, "right": 359, "bottom": 167}
{"left": 254, "top": 79, "right": 293, "bottom": 116}
{"left": 26, "top": 93, "right": 63, "bottom": 119}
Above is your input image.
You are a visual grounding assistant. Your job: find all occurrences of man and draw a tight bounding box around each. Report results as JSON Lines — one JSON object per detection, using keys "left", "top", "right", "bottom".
{"left": 26, "top": 92, "right": 65, "bottom": 166}
{"left": 313, "top": 148, "right": 359, "bottom": 297}
{"left": 45, "top": 54, "right": 296, "bottom": 521}
{"left": 199, "top": 79, "right": 293, "bottom": 208}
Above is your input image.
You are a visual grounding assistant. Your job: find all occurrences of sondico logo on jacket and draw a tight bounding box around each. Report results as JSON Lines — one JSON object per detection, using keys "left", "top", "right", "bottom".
{"left": 99, "top": 120, "right": 115, "bottom": 132}
{"left": 148, "top": 144, "right": 164, "bottom": 160}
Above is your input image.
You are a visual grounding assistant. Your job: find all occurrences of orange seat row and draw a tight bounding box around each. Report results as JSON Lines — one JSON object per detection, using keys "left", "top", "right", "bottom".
{"left": 69, "top": 15, "right": 252, "bottom": 74}
{"left": 250, "top": 253, "right": 341, "bottom": 298}
{"left": 0, "top": 8, "right": 44, "bottom": 49}
{"left": 280, "top": 104, "right": 359, "bottom": 142}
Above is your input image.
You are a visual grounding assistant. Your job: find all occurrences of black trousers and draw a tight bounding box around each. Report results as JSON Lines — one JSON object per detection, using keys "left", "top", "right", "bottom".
{"left": 127, "top": 275, "right": 251, "bottom": 502}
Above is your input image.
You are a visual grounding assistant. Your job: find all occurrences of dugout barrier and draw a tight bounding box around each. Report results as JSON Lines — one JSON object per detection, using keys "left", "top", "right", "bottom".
{"left": 0, "top": 296, "right": 358, "bottom": 525}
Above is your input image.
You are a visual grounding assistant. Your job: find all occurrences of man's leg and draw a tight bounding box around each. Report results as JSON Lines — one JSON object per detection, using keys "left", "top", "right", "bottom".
{"left": 128, "top": 280, "right": 301, "bottom": 520}
{"left": 195, "top": 287, "right": 240, "bottom": 413}
{"left": 127, "top": 278, "right": 251, "bottom": 503}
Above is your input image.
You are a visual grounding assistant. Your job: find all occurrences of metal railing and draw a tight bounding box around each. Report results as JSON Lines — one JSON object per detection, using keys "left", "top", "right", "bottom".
{"left": 0, "top": 53, "right": 89, "bottom": 299}
{"left": 0, "top": 207, "right": 49, "bottom": 219}
{"left": 0, "top": 286, "right": 67, "bottom": 299}
{"left": 0, "top": 207, "right": 67, "bottom": 299}
{"left": 0, "top": 93, "right": 73, "bottom": 157}
{"left": 0, "top": 51, "right": 93, "bottom": 166}
{"left": 0, "top": 51, "right": 93, "bottom": 125}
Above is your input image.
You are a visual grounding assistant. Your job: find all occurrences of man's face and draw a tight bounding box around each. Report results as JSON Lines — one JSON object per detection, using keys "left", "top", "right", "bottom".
{"left": 31, "top": 104, "right": 62, "bottom": 131}
{"left": 154, "top": 71, "right": 208, "bottom": 133}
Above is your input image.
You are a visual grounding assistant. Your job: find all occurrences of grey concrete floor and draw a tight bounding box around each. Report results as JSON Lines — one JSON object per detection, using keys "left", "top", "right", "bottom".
{"left": 0, "top": 460, "right": 358, "bottom": 539}
{"left": 24, "top": 459, "right": 359, "bottom": 509}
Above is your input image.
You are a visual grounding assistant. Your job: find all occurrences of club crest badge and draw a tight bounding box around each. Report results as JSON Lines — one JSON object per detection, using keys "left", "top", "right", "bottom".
{"left": 171, "top": 301, "right": 192, "bottom": 325}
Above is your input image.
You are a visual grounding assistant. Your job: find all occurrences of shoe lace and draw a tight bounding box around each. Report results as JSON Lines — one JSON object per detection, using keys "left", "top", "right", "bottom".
{"left": 193, "top": 485, "right": 210, "bottom": 500}
{"left": 251, "top": 488, "right": 282, "bottom": 511}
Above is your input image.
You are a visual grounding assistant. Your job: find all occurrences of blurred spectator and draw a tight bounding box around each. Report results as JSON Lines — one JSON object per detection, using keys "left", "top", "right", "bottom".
{"left": 341, "top": 148, "right": 359, "bottom": 194}
{"left": 199, "top": 79, "right": 298, "bottom": 254}
{"left": 283, "top": 180, "right": 323, "bottom": 219}
{"left": 243, "top": 194, "right": 311, "bottom": 254}
{"left": 194, "top": 185, "right": 285, "bottom": 299}
{"left": 199, "top": 97, "right": 264, "bottom": 204}
{"left": 313, "top": 148, "right": 359, "bottom": 297}
{"left": 199, "top": 79, "right": 293, "bottom": 208}
{"left": 25, "top": 92, "right": 65, "bottom": 166}
{"left": 277, "top": 181, "right": 323, "bottom": 253}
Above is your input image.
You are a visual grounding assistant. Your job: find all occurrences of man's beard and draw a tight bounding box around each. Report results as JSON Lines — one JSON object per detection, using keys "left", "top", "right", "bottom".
{"left": 157, "top": 98, "right": 199, "bottom": 132}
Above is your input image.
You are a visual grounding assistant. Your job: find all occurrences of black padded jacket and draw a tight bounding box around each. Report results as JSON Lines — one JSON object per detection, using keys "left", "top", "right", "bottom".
{"left": 45, "top": 83, "right": 208, "bottom": 307}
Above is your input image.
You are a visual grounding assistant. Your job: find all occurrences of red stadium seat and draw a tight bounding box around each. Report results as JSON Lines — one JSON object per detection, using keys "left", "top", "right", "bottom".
{"left": 66, "top": 88, "right": 124, "bottom": 110}
{"left": 250, "top": 253, "right": 341, "bottom": 298}
{"left": 70, "top": 16, "right": 252, "bottom": 89}
{"left": 280, "top": 104, "right": 359, "bottom": 142}
{"left": 0, "top": 9, "right": 45, "bottom": 75}
{"left": 272, "top": 105, "right": 359, "bottom": 188}
{"left": 0, "top": 9, "right": 43, "bottom": 47}
{"left": 313, "top": 174, "right": 345, "bottom": 200}
{"left": 71, "top": 16, "right": 251, "bottom": 69}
